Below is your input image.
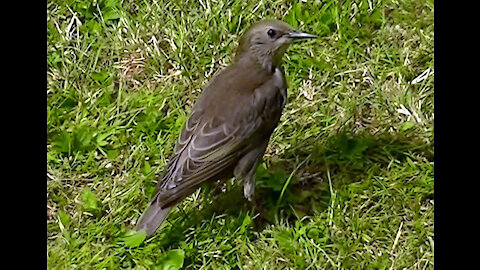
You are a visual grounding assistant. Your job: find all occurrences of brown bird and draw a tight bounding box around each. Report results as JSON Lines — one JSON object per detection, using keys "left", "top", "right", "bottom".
{"left": 136, "top": 19, "right": 316, "bottom": 236}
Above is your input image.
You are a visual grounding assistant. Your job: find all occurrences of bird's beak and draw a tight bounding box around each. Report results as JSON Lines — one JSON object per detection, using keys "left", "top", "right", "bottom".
{"left": 288, "top": 31, "right": 317, "bottom": 40}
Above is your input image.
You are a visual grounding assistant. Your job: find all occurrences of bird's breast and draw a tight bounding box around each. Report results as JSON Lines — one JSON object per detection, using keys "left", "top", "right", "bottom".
{"left": 248, "top": 67, "right": 287, "bottom": 137}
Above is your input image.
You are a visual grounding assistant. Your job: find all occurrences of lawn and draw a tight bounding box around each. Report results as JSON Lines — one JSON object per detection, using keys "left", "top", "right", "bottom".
{"left": 47, "top": 0, "right": 434, "bottom": 269}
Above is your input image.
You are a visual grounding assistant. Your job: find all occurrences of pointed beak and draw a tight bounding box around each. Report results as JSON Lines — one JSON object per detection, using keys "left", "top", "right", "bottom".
{"left": 288, "top": 31, "right": 317, "bottom": 40}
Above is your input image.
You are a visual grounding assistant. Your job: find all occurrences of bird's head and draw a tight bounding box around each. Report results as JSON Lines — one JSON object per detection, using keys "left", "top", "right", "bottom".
{"left": 236, "top": 19, "right": 316, "bottom": 69}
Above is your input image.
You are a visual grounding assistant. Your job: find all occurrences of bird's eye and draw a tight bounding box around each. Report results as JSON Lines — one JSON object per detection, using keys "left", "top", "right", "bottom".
{"left": 267, "top": 29, "right": 276, "bottom": 38}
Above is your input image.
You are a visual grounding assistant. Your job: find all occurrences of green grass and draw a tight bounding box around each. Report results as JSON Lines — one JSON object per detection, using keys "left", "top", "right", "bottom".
{"left": 47, "top": 0, "right": 434, "bottom": 269}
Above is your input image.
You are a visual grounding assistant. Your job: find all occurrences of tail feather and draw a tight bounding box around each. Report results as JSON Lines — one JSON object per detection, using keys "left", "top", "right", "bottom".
{"left": 136, "top": 202, "right": 172, "bottom": 237}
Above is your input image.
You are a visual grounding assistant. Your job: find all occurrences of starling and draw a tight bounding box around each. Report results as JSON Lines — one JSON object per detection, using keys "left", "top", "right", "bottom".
{"left": 136, "top": 19, "right": 316, "bottom": 236}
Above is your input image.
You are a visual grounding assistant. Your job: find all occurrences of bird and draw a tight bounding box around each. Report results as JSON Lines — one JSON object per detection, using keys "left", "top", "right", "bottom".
{"left": 136, "top": 19, "right": 316, "bottom": 236}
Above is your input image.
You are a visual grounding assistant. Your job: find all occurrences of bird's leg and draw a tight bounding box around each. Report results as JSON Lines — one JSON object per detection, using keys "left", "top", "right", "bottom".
{"left": 242, "top": 168, "right": 269, "bottom": 230}
{"left": 235, "top": 161, "right": 259, "bottom": 207}
{"left": 234, "top": 141, "right": 269, "bottom": 224}
{"left": 243, "top": 170, "right": 255, "bottom": 202}
{"left": 242, "top": 166, "right": 267, "bottom": 221}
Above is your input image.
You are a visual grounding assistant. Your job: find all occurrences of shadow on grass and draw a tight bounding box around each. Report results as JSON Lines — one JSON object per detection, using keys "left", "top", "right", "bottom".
{"left": 153, "top": 130, "right": 433, "bottom": 246}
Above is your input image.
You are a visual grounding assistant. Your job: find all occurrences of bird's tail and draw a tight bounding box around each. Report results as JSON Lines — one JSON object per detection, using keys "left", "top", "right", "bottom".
{"left": 136, "top": 201, "right": 172, "bottom": 237}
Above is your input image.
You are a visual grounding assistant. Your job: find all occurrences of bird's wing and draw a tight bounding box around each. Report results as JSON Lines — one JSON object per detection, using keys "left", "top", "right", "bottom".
{"left": 151, "top": 105, "right": 260, "bottom": 208}
{"left": 148, "top": 64, "right": 287, "bottom": 209}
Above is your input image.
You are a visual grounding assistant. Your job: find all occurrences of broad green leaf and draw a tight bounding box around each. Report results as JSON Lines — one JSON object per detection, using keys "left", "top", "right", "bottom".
{"left": 53, "top": 131, "right": 72, "bottom": 154}
{"left": 73, "top": 126, "right": 95, "bottom": 152}
{"left": 81, "top": 188, "right": 99, "bottom": 212}
{"left": 274, "top": 230, "right": 298, "bottom": 253}
{"left": 402, "top": 121, "right": 415, "bottom": 131}
{"left": 82, "top": 20, "right": 101, "bottom": 35}
{"left": 92, "top": 71, "right": 109, "bottom": 83}
{"left": 156, "top": 249, "right": 185, "bottom": 270}
{"left": 143, "top": 160, "right": 152, "bottom": 175}
{"left": 239, "top": 215, "right": 252, "bottom": 234}
{"left": 121, "top": 231, "right": 146, "bottom": 248}
{"left": 58, "top": 211, "right": 71, "bottom": 228}
{"left": 107, "top": 149, "right": 120, "bottom": 159}
{"left": 102, "top": 7, "right": 121, "bottom": 21}
{"left": 96, "top": 132, "right": 110, "bottom": 147}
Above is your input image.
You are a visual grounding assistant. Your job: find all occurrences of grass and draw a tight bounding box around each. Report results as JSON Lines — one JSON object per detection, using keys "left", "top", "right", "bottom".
{"left": 47, "top": 0, "right": 434, "bottom": 269}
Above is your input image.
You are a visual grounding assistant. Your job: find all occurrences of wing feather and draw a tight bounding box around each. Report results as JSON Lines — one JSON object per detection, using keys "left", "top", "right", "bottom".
{"left": 152, "top": 110, "right": 257, "bottom": 208}
{"left": 149, "top": 66, "right": 286, "bottom": 209}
